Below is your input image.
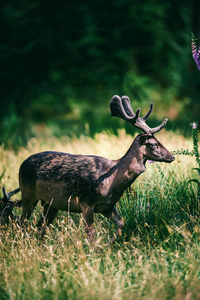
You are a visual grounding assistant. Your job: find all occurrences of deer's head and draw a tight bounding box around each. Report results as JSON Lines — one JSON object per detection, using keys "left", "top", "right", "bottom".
{"left": 138, "top": 134, "right": 175, "bottom": 163}
{"left": 0, "top": 186, "right": 14, "bottom": 225}
{"left": 0, "top": 187, "right": 21, "bottom": 225}
{"left": 110, "top": 95, "right": 175, "bottom": 163}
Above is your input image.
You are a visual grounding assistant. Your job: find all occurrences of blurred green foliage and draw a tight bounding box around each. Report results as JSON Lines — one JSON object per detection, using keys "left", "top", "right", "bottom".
{"left": 0, "top": 0, "right": 200, "bottom": 148}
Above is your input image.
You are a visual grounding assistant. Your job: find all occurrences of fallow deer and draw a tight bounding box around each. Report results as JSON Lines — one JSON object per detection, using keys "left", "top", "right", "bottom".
{"left": 10, "top": 96, "right": 175, "bottom": 241}
{"left": 0, "top": 187, "right": 21, "bottom": 225}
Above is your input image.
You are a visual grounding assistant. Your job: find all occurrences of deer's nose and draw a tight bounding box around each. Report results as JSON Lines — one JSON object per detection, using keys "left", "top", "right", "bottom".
{"left": 170, "top": 155, "right": 175, "bottom": 161}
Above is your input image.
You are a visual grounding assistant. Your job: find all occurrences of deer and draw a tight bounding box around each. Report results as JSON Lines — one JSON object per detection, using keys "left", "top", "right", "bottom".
{"left": 0, "top": 186, "right": 21, "bottom": 225}
{"left": 3, "top": 95, "right": 175, "bottom": 241}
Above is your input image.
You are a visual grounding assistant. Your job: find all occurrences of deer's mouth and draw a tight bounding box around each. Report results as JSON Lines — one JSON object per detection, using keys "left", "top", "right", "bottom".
{"left": 165, "top": 155, "right": 175, "bottom": 163}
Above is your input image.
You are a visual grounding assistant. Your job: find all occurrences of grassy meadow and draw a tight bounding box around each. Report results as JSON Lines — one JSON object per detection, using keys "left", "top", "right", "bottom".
{"left": 0, "top": 129, "right": 200, "bottom": 300}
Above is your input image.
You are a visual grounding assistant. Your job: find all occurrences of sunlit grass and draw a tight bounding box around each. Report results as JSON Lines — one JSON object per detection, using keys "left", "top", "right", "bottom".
{"left": 0, "top": 130, "right": 200, "bottom": 299}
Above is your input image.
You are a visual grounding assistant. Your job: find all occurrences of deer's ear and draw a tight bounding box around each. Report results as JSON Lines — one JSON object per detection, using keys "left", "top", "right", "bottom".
{"left": 139, "top": 135, "right": 149, "bottom": 145}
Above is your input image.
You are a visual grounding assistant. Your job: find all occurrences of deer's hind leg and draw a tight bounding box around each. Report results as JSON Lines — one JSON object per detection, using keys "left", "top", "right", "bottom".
{"left": 20, "top": 189, "right": 39, "bottom": 226}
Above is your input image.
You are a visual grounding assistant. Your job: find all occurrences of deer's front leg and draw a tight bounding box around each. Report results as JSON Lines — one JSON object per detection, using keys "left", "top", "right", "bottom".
{"left": 81, "top": 204, "right": 95, "bottom": 241}
{"left": 102, "top": 207, "right": 125, "bottom": 242}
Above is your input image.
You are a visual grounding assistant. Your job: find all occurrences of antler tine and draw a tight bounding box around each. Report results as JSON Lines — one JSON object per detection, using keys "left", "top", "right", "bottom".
{"left": 121, "top": 96, "right": 136, "bottom": 117}
{"left": 2, "top": 186, "right": 9, "bottom": 203}
{"left": 142, "top": 102, "right": 168, "bottom": 133}
{"left": 150, "top": 118, "right": 168, "bottom": 134}
{"left": 142, "top": 102, "right": 153, "bottom": 121}
{"left": 7, "top": 187, "right": 20, "bottom": 198}
{"left": 121, "top": 96, "right": 142, "bottom": 122}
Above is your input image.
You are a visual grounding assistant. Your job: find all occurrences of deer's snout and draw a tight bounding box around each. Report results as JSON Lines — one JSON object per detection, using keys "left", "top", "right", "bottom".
{"left": 171, "top": 155, "right": 175, "bottom": 161}
{"left": 167, "top": 153, "right": 175, "bottom": 163}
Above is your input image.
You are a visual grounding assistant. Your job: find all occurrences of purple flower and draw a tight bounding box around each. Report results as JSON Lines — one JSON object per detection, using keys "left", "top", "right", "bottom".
{"left": 191, "top": 34, "right": 200, "bottom": 70}
{"left": 190, "top": 122, "right": 198, "bottom": 129}
{"left": 147, "top": 160, "right": 155, "bottom": 164}
{"left": 193, "top": 122, "right": 197, "bottom": 129}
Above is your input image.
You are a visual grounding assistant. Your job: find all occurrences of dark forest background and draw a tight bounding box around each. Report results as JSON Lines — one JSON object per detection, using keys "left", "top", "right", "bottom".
{"left": 1, "top": 0, "right": 200, "bottom": 148}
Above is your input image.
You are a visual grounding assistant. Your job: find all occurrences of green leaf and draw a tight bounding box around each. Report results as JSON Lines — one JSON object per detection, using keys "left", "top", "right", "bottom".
{"left": 187, "top": 179, "right": 200, "bottom": 187}
{"left": 0, "top": 170, "right": 5, "bottom": 182}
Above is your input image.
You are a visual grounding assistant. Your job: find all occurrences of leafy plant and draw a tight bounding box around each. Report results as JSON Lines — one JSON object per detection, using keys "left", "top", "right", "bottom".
{"left": 188, "top": 122, "right": 200, "bottom": 198}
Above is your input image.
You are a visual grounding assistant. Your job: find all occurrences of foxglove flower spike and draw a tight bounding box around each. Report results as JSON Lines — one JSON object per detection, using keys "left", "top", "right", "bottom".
{"left": 191, "top": 33, "right": 200, "bottom": 70}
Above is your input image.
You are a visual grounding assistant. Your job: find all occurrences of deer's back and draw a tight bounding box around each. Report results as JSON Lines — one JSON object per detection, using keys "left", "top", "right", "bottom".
{"left": 19, "top": 151, "right": 118, "bottom": 210}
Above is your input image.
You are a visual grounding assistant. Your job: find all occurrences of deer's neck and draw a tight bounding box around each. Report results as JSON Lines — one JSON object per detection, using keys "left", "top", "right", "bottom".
{"left": 117, "top": 139, "right": 146, "bottom": 185}
{"left": 97, "top": 137, "right": 146, "bottom": 198}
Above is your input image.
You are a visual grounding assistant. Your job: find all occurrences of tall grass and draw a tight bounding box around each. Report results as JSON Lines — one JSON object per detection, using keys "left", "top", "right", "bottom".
{"left": 0, "top": 130, "right": 200, "bottom": 300}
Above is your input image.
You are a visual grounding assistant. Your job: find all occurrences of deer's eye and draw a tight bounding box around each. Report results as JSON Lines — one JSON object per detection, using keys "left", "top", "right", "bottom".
{"left": 150, "top": 143, "right": 158, "bottom": 148}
